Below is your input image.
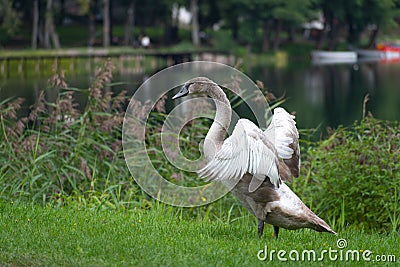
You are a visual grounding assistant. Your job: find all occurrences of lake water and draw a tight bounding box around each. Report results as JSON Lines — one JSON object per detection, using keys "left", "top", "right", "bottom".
{"left": 249, "top": 60, "right": 400, "bottom": 132}
{"left": 1, "top": 58, "right": 399, "bottom": 136}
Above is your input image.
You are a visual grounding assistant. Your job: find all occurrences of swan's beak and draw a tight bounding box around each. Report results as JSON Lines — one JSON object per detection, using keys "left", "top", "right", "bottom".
{"left": 172, "top": 85, "right": 189, "bottom": 99}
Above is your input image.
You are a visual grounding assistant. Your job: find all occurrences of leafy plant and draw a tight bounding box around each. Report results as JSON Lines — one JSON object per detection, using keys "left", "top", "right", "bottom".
{"left": 295, "top": 117, "right": 400, "bottom": 232}
{"left": 0, "top": 59, "right": 141, "bottom": 209}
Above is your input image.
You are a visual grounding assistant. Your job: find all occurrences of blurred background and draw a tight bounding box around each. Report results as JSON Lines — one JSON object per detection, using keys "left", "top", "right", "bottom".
{"left": 1, "top": 0, "right": 400, "bottom": 134}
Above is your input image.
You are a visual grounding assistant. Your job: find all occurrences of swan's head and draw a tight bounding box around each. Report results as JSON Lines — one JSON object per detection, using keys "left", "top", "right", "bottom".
{"left": 172, "top": 77, "right": 217, "bottom": 99}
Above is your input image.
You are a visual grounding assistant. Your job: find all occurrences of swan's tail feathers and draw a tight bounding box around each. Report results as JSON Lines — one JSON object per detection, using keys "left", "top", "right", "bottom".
{"left": 310, "top": 213, "right": 337, "bottom": 235}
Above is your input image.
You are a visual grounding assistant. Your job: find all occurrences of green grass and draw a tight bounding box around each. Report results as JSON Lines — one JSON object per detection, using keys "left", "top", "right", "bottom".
{"left": 0, "top": 201, "right": 398, "bottom": 267}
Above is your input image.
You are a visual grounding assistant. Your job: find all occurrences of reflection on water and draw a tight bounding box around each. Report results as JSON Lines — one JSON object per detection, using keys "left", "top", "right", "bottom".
{"left": 1, "top": 60, "right": 399, "bottom": 133}
{"left": 249, "top": 61, "right": 400, "bottom": 133}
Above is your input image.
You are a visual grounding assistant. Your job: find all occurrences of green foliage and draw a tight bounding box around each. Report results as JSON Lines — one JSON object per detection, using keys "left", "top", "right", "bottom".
{"left": 317, "top": 0, "right": 400, "bottom": 45}
{"left": 209, "top": 29, "right": 238, "bottom": 52}
{"left": 0, "top": 0, "right": 21, "bottom": 38}
{"left": 0, "top": 59, "right": 140, "bottom": 209}
{"left": 295, "top": 117, "right": 400, "bottom": 232}
{"left": 76, "top": 0, "right": 92, "bottom": 15}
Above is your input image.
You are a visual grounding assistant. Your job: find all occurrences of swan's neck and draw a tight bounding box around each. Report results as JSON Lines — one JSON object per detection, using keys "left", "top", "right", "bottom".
{"left": 203, "top": 87, "right": 231, "bottom": 161}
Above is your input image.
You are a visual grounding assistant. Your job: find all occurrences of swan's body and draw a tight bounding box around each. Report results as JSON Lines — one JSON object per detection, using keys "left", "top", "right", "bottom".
{"left": 173, "top": 77, "right": 336, "bottom": 238}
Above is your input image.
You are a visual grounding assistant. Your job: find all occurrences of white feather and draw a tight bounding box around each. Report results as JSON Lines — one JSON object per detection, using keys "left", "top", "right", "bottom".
{"left": 199, "top": 107, "right": 299, "bottom": 189}
{"left": 198, "top": 119, "right": 280, "bottom": 188}
{"left": 265, "top": 107, "right": 299, "bottom": 162}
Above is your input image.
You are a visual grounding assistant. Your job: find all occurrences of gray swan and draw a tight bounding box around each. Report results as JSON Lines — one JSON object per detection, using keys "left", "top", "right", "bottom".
{"left": 172, "top": 77, "right": 336, "bottom": 239}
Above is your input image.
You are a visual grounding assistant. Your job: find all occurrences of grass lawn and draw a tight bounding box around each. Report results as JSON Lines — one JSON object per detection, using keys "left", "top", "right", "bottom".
{"left": 0, "top": 201, "right": 398, "bottom": 266}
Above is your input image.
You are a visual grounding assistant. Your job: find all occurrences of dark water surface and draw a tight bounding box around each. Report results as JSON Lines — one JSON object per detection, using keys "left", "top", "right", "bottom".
{"left": 250, "top": 60, "right": 400, "bottom": 132}
{"left": 1, "top": 59, "right": 399, "bottom": 135}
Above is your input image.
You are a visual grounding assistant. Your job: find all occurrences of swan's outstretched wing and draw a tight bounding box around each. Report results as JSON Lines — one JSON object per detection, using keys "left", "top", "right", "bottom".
{"left": 264, "top": 107, "right": 300, "bottom": 178}
{"left": 198, "top": 118, "right": 280, "bottom": 191}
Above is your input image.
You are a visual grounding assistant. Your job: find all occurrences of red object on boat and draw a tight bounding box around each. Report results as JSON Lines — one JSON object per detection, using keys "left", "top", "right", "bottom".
{"left": 377, "top": 43, "right": 400, "bottom": 52}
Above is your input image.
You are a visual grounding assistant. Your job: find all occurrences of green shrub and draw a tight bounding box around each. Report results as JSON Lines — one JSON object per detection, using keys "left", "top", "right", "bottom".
{"left": 0, "top": 60, "right": 144, "bottom": 209}
{"left": 295, "top": 117, "right": 400, "bottom": 232}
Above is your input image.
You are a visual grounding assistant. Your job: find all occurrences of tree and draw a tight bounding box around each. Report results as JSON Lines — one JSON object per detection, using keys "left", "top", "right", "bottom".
{"left": 316, "top": 0, "right": 400, "bottom": 49}
{"left": 219, "top": 0, "right": 313, "bottom": 51}
{"left": 22, "top": 0, "right": 61, "bottom": 49}
{"left": 103, "top": 0, "right": 110, "bottom": 47}
{"left": 254, "top": 0, "right": 314, "bottom": 51}
{"left": 362, "top": 0, "right": 400, "bottom": 48}
{"left": 31, "top": 0, "right": 39, "bottom": 49}
{"left": 0, "top": 0, "right": 21, "bottom": 40}
{"left": 44, "top": 0, "right": 61, "bottom": 49}
{"left": 198, "top": 0, "right": 221, "bottom": 31}
{"left": 216, "top": 0, "right": 242, "bottom": 41}
{"left": 190, "top": 0, "right": 200, "bottom": 46}
{"left": 123, "top": 0, "right": 135, "bottom": 46}
{"left": 272, "top": 0, "right": 314, "bottom": 49}
{"left": 77, "top": 0, "right": 98, "bottom": 47}
{"left": 162, "top": 0, "right": 184, "bottom": 45}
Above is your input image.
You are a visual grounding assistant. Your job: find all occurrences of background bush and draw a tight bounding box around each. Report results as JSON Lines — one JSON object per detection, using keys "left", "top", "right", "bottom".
{"left": 0, "top": 60, "right": 142, "bottom": 209}
{"left": 294, "top": 117, "right": 400, "bottom": 232}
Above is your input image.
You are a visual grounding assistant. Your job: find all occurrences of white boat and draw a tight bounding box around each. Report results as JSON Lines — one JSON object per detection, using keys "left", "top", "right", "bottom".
{"left": 357, "top": 49, "right": 400, "bottom": 60}
{"left": 311, "top": 50, "right": 357, "bottom": 65}
{"left": 311, "top": 50, "right": 357, "bottom": 60}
